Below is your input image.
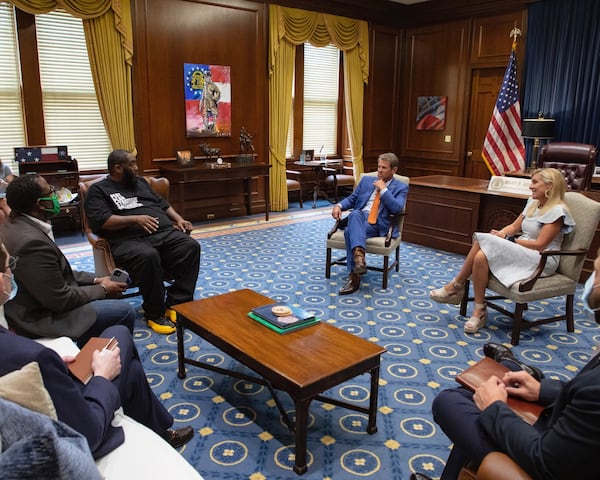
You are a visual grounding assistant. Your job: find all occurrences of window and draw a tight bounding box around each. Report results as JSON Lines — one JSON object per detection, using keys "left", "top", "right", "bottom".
{"left": 36, "top": 10, "right": 111, "bottom": 170}
{"left": 0, "top": 4, "right": 25, "bottom": 172}
{"left": 287, "top": 43, "right": 342, "bottom": 158}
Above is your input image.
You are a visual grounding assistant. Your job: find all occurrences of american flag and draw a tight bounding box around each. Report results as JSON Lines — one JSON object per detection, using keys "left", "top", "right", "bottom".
{"left": 481, "top": 45, "right": 525, "bottom": 175}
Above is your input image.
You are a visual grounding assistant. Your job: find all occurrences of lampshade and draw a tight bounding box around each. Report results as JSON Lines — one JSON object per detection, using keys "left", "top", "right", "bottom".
{"left": 522, "top": 118, "right": 555, "bottom": 139}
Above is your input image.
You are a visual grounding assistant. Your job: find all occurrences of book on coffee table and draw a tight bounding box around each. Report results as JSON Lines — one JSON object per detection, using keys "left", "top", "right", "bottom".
{"left": 251, "top": 303, "right": 316, "bottom": 330}
{"left": 455, "top": 357, "right": 544, "bottom": 425}
{"left": 247, "top": 312, "right": 319, "bottom": 334}
{"left": 68, "top": 336, "right": 118, "bottom": 384}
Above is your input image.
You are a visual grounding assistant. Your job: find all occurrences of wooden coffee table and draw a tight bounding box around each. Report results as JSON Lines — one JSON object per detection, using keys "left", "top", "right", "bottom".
{"left": 173, "top": 289, "right": 386, "bottom": 475}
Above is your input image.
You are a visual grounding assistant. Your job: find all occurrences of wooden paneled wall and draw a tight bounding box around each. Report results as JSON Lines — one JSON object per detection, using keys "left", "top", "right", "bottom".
{"left": 132, "top": 0, "right": 267, "bottom": 172}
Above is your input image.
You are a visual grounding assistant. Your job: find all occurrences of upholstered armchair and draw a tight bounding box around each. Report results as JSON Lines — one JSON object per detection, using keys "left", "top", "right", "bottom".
{"left": 539, "top": 142, "right": 597, "bottom": 190}
{"left": 458, "top": 452, "right": 532, "bottom": 480}
{"left": 79, "top": 175, "right": 171, "bottom": 278}
{"left": 286, "top": 169, "right": 304, "bottom": 208}
{"left": 324, "top": 159, "right": 355, "bottom": 203}
{"left": 459, "top": 192, "right": 600, "bottom": 345}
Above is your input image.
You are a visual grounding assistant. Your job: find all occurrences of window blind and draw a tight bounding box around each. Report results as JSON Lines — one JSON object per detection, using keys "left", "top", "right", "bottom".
{"left": 303, "top": 43, "right": 339, "bottom": 156}
{"left": 36, "top": 10, "right": 110, "bottom": 171}
{"left": 0, "top": 4, "right": 26, "bottom": 172}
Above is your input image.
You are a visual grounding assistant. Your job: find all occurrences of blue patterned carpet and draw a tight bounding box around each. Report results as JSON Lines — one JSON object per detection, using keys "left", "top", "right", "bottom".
{"left": 61, "top": 209, "right": 599, "bottom": 479}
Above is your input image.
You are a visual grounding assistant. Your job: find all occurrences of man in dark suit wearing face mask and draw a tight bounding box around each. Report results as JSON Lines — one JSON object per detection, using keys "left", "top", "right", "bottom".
{"left": 1, "top": 174, "right": 135, "bottom": 347}
{"left": 0, "top": 241, "right": 194, "bottom": 457}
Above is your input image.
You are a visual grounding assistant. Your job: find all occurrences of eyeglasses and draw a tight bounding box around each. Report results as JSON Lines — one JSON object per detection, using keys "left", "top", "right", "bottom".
{"left": 7, "top": 255, "right": 17, "bottom": 271}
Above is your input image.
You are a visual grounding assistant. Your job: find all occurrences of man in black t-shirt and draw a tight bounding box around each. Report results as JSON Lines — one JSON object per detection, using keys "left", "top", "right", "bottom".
{"left": 85, "top": 150, "right": 201, "bottom": 334}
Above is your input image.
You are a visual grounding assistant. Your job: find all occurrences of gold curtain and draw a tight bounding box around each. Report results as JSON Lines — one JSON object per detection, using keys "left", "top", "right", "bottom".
{"left": 269, "top": 5, "right": 368, "bottom": 211}
{"left": 9, "top": 0, "right": 135, "bottom": 152}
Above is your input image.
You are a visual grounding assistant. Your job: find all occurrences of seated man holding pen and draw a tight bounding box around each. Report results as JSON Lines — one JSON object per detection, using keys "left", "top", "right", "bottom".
{"left": 0, "top": 241, "right": 194, "bottom": 457}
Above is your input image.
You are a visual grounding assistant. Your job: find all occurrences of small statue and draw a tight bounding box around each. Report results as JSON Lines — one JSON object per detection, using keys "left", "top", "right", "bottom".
{"left": 239, "top": 127, "right": 255, "bottom": 156}
{"left": 199, "top": 143, "right": 221, "bottom": 161}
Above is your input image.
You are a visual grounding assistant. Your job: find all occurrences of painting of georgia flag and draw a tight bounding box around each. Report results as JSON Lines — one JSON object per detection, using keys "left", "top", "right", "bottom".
{"left": 184, "top": 63, "right": 231, "bottom": 138}
{"left": 481, "top": 46, "right": 525, "bottom": 175}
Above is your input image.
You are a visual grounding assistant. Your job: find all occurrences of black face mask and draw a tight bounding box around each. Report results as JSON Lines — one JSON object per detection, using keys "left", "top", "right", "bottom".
{"left": 122, "top": 168, "right": 137, "bottom": 188}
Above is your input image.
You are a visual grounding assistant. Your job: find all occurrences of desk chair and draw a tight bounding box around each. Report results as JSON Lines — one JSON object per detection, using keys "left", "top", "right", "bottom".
{"left": 286, "top": 169, "right": 304, "bottom": 208}
{"left": 324, "top": 159, "right": 355, "bottom": 203}
{"left": 539, "top": 142, "right": 597, "bottom": 191}
{"left": 459, "top": 192, "right": 600, "bottom": 345}
{"left": 79, "top": 175, "right": 171, "bottom": 278}
{"left": 325, "top": 172, "right": 408, "bottom": 289}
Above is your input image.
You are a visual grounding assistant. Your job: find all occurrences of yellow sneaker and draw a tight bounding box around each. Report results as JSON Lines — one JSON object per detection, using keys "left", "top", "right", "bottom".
{"left": 165, "top": 308, "right": 177, "bottom": 323}
{"left": 145, "top": 316, "right": 176, "bottom": 335}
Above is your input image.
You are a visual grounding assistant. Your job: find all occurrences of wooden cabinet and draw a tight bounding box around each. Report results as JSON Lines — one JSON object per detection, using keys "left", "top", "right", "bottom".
{"left": 18, "top": 158, "right": 81, "bottom": 235}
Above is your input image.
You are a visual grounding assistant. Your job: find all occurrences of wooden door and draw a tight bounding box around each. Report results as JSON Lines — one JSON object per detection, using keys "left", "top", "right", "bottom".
{"left": 464, "top": 68, "right": 504, "bottom": 179}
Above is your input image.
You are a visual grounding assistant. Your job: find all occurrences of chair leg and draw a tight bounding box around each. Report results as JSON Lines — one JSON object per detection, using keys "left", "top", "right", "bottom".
{"left": 382, "top": 255, "right": 389, "bottom": 289}
{"left": 394, "top": 246, "right": 400, "bottom": 272}
{"left": 325, "top": 247, "right": 332, "bottom": 278}
{"left": 298, "top": 190, "right": 303, "bottom": 208}
{"left": 459, "top": 280, "right": 470, "bottom": 316}
{"left": 510, "top": 303, "right": 526, "bottom": 346}
{"left": 566, "top": 293, "right": 574, "bottom": 332}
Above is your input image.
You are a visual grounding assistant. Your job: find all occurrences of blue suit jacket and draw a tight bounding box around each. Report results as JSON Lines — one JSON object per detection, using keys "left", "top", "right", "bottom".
{"left": 0, "top": 326, "right": 124, "bottom": 458}
{"left": 339, "top": 175, "right": 408, "bottom": 237}
{"left": 478, "top": 355, "right": 600, "bottom": 479}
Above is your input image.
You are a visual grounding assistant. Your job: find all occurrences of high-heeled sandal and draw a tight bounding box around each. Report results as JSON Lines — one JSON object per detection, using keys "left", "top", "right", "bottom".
{"left": 464, "top": 302, "right": 487, "bottom": 333}
{"left": 430, "top": 281, "right": 465, "bottom": 305}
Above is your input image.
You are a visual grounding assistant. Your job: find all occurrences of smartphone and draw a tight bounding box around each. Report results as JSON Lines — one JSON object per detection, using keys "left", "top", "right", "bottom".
{"left": 110, "top": 268, "right": 131, "bottom": 285}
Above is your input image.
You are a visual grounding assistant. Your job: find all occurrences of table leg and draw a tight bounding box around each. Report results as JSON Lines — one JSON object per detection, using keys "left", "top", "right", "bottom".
{"left": 176, "top": 318, "right": 187, "bottom": 379}
{"left": 293, "top": 397, "right": 311, "bottom": 475}
{"left": 367, "top": 365, "right": 380, "bottom": 434}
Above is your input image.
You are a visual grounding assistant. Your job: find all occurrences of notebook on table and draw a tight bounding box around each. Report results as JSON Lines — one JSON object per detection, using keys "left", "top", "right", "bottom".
{"left": 250, "top": 303, "right": 316, "bottom": 330}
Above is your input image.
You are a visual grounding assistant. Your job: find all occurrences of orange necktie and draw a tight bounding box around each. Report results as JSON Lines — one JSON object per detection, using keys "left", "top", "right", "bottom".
{"left": 367, "top": 190, "right": 380, "bottom": 224}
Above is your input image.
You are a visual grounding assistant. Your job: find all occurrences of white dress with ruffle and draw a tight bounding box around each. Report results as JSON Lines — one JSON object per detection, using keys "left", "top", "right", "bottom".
{"left": 473, "top": 198, "right": 575, "bottom": 288}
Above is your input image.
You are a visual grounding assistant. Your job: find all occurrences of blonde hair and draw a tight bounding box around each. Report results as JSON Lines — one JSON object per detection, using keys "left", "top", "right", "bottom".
{"left": 526, "top": 167, "right": 568, "bottom": 217}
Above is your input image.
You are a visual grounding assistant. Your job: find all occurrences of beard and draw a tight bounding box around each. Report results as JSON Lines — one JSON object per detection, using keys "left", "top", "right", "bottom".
{"left": 123, "top": 169, "right": 137, "bottom": 188}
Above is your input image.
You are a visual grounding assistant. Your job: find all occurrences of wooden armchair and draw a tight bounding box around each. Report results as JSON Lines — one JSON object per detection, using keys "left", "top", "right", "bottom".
{"left": 325, "top": 172, "right": 408, "bottom": 289}
{"left": 459, "top": 192, "right": 600, "bottom": 345}
{"left": 286, "top": 169, "right": 304, "bottom": 208}
{"left": 324, "top": 159, "right": 355, "bottom": 202}
{"left": 79, "top": 175, "right": 170, "bottom": 277}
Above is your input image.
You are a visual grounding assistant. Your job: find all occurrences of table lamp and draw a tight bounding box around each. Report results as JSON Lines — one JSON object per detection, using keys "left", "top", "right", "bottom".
{"left": 522, "top": 115, "right": 555, "bottom": 171}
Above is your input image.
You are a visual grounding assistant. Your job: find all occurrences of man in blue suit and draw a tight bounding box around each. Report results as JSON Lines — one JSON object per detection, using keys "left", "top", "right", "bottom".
{"left": 331, "top": 152, "right": 408, "bottom": 294}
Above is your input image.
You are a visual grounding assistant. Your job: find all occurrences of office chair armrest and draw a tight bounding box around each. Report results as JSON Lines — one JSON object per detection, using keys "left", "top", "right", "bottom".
{"left": 86, "top": 233, "right": 118, "bottom": 275}
{"left": 327, "top": 219, "right": 342, "bottom": 238}
{"left": 384, "top": 212, "right": 406, "bottom": 247}
{"left": 518, "top": 248, "right": 588, "bottom": 292}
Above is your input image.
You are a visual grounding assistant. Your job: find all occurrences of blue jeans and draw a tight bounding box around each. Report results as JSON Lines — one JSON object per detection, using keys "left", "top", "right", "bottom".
{"left": 76, "top": 299, "right": 136, "bottom": 348}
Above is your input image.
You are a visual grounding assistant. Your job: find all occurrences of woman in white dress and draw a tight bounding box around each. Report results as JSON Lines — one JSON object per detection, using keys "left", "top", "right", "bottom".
{"left": 430, "top": 168, "right": 575, "bottom": 334}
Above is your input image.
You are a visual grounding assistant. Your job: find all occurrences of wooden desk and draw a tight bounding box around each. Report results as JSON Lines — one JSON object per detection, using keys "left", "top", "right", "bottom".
{"left": 404, "top": 175, "right": 600, "bottom": 281}
{"left": 160, "top": 162, "right": 270, "bottom": 221}
{"left": 173, "top": 289, "right": 385, "bottom": 475}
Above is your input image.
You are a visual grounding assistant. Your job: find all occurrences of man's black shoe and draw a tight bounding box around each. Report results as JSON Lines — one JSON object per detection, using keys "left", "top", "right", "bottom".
{"left": 409, "top": 473, "right": 433, "bottom": 480}
{"left": 483, "top": 342, "right": 513, "bottom": 362}
{"left": 339, "top": 273, "right": 360, "bottom": 295}
{"left": 484, "top": 342, "right": 544, "bottom": 382}
{"left": 164, "top": 426, "right": 194, "bottom": 448}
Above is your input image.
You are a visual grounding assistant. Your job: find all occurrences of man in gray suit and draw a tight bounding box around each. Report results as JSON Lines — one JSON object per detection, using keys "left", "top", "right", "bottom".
{"left": 1, "top": 174, "right": 135, "bottom": 347}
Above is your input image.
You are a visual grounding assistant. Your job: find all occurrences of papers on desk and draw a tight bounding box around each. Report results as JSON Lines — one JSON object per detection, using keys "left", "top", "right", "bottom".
{"left": 487, "top": 175, "right": 531, "bottom": 195}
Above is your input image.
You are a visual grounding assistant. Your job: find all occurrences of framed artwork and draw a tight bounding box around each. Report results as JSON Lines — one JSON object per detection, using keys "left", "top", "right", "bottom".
{"left": 301, "top": 149, "right": 314, "bottom": 162}
{"left": 184, "top": 63, "right": 231, "bottom": 138}
{"left": 416, "top": 96, "right": 447, "bottom": 130}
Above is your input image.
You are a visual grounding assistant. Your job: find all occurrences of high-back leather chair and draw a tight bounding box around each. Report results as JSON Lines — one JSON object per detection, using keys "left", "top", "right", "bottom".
{"left": 79, "top": 175, "right": 170, "bottom": 277}
{"left": 539, "top": 142, "right": 597, "bottom": 191}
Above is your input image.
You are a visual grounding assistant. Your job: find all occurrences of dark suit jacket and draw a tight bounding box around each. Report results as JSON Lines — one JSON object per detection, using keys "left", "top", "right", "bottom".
{"left": 339, "top": 175, "right": 408, "bottom": 237}
{"left": 0, "top": 326, "right": 123, "bottom": 458}
{"left": 478, "top": 355, "right": 600, "bottom": 480}
{"left": 1, "top": 214, "right": 105, "bottom": 338}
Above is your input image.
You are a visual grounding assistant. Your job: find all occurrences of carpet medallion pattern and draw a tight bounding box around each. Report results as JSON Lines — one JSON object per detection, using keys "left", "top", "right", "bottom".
{"left": 63, "top": 211, "right": 598, "bottom": 480}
